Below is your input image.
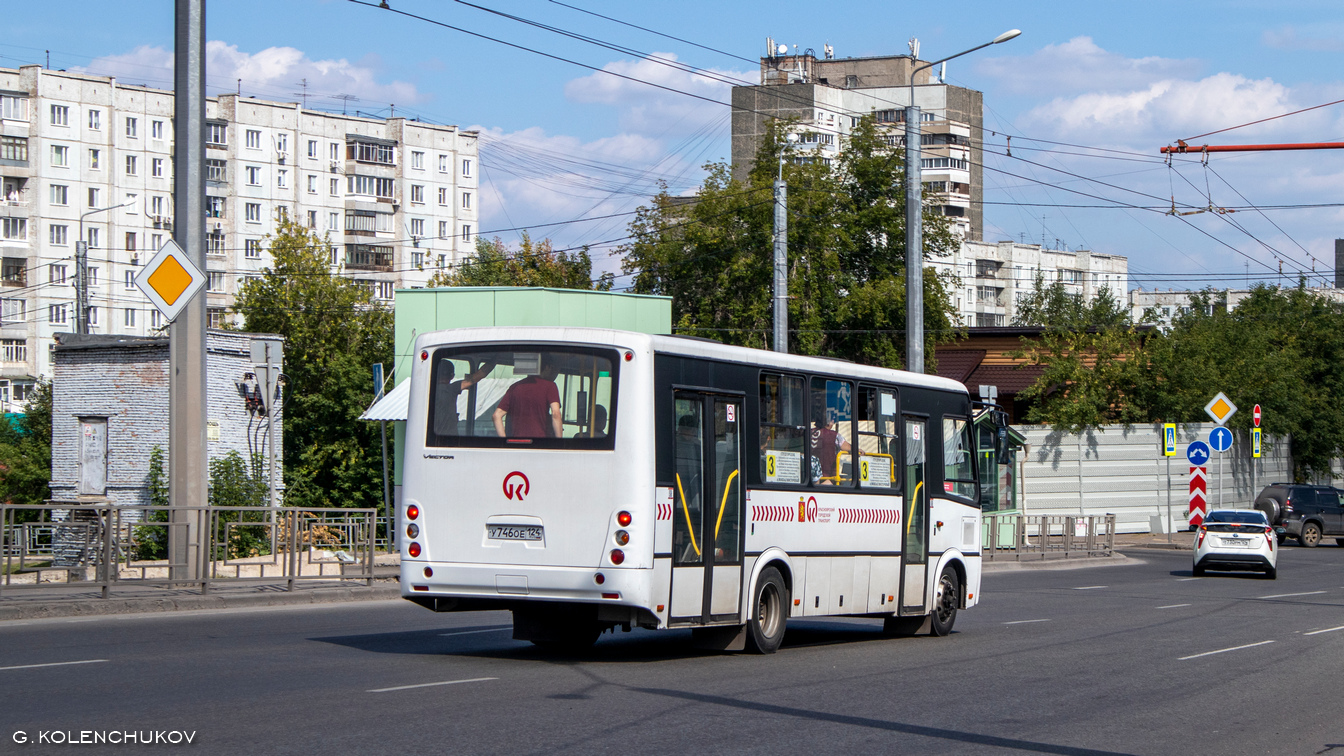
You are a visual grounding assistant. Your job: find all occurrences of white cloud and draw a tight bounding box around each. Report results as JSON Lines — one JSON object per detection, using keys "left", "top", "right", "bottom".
{"left": 1262, "top": 25, "right": 1344, "bottom": 52}
{"left": 564, "top": 53, "right": 750, "bottom": 136}
{"left": 976, "top": 36, "right": 1202, "bottom": 95}
{"left": 78, "top": 42, "right": 424, "bottom": 109}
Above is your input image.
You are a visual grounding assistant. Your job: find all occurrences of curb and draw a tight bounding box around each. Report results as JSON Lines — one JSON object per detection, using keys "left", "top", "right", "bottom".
{"left": 982, "top": 552, "right": 1133, "bottom": 572}
{"left": 0, "top": 582, "right": 403, "bottom": 622}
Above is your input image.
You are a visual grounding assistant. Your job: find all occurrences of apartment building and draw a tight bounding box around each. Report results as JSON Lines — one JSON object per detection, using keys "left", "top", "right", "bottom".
{"left": 1129, "top": 285, "right": 1344, "bottom": 330}
{"left": 0, "top": 64, "right": 479, "bottom": 401}
{"left": 731, "top": 45, "right": 983, "bottom": 239}
{"left": 929, "top": 240, "right": 1130, "bottom": 327}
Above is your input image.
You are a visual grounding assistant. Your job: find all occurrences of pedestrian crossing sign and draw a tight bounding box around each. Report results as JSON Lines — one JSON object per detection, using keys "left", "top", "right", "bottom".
{"left": 1163, "top": 423, "right": 1176, "bottom": 456}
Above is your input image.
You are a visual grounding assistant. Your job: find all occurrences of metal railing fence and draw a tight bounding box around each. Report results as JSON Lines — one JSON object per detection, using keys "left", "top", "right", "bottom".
{"left": 982, "top": 513, "right": 1116, "bottom": 561}
{"left": 1, "top": 504, "right": 380, "bottom": 598}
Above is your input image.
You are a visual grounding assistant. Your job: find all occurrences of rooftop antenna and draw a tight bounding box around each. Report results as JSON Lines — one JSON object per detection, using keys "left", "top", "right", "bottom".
{"left": 45, "top": 50, "right": 49, "bottom": 70}
{"left": 293, "top": 78, "right": 308, "bottom": 108}
{"left": 939, "top": 62, "right": 946, "bottom": 82}
{"left": 824, "top": 43, "right": 834, "bottom": 60}
{"left": 334, "top": 94, "right": 359, "bottom": 115}
{"left": 908, "top": 37, "right": 920, "bottom": 60}
{"left": 236, "top": 78, "right": 241, "bottom": 95}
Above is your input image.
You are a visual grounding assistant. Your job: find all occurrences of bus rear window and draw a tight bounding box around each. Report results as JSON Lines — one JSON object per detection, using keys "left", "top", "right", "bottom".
{"left": 425, "top": 346, "right": 617, "bottom": 449}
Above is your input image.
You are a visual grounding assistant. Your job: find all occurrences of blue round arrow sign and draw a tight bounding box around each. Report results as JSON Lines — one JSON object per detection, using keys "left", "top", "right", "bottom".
{"left": 1209, "top": 426, "right": 1233, "bottom": 453}
{"left": 1186, "top": 440, "right": 1211, "bottom": 465}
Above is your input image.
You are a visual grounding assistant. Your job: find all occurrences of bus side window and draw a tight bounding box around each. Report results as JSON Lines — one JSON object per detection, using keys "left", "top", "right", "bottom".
{"left": 856, "top": 386, "right": 897, "bottom": 490}
{"left": 942, "top": 416, "right": 976, "bottom": 499}
{"left": 809, "top": 377, "right": 854, "bottom": 487}
{"left": 759, "top": 373, "right": 805, "bottom": 485}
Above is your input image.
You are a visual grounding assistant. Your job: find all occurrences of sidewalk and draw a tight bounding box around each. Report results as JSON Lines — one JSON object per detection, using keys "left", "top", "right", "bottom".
{"left": 0, "top": 564, "right": 402, "bottom": 622}
{"left": 1114, "top": 531, "right": 1195, "bottom": 551}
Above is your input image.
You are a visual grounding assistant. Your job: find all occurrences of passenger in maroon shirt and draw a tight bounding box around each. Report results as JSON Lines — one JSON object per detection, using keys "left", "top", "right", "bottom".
{"left": 492, "top": 360, "right": 563, "bottom": 438}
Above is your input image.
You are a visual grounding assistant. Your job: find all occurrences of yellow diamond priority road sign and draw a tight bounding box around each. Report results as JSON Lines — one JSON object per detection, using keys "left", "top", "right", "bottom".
{"left": 1204, "top": 391, "right": 1237, "bottom": 426}
{"left": 135, "top": 239, "right": 205, "bottom": 323}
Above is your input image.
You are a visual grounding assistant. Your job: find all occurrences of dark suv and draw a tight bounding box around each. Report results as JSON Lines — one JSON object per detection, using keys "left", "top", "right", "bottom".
{"left": 1254, "top": 483, "right": 1344, "bottom": 547}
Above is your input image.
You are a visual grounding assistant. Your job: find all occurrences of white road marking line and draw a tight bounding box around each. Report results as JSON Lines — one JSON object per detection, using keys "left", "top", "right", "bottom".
{"left": 1305, "top": 625, "right": 1344, "bottom": 636}
{"left": 438, "top": 627, "right": 511, "bottom": 638}
{"left": 0, "top": 659, "right": 108, "bottom": 672}
{"left": 1177, "top": 577, "right": 1201, "bottom": 582}
{"left": 1073, "top": 586, "right": 1107, "bottom": 590}
{"left": 1157, "top": 604, "right": 1191, "bottom": 609}
{"left": 1258, "top": 591, "right": 1326, "bottom": 600}
{"left": 1179, "top": 640, "right": 1275, "bottom": 661}
{"left": 368, "top": 677, "right": 497, "bottom": 693}
{"left": 1003, "top": 619, "right": 1050, "bottom": 625}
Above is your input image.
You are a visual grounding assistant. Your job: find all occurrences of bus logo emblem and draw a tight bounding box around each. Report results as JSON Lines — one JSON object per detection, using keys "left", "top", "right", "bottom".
{"left": 503, "top": 471, "right": 530, "bottom": 501}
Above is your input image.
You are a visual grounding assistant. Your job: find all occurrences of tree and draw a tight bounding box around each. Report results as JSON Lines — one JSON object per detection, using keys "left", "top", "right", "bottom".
{"left": 0, "top": 379, "right": 53, "bottom": 516}
{"left": 1012, "top": 272, "right": 1132, "bottom": 330}
{"left": 1142, "top": 285, "right": 1344, "bottom": 479}
{"left": 426, "top": 233, "right": 613, "bottom": 290}
{"left": 232, "top": 218, "right": 392, "bottom": 510}
{"left": 619, "top": 115, "right": 962, "bottom": 368}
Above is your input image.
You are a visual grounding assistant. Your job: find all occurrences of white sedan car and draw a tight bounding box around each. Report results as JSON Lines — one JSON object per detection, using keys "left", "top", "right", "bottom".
{"left": 1193, "top": 509, "right": 1277, "bottom": 579}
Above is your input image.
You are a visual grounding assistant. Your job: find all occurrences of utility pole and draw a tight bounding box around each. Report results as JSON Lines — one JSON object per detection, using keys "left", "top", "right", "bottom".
{"left": 169, "top": 0, "right": 208, "bottom": 582}
{"left": 902, "top": 29, "right": 1020, "bottom": 374}
{"left": 76, "top": 202, "right": 133, "bottom": 335}
{"left": 773, "top": 156, "right": 788, "bottom": 353}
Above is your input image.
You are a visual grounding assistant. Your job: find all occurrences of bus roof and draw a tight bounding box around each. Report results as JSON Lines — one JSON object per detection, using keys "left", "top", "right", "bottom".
{"left": 414, "top": 326, "right": 969, "bottom": 395}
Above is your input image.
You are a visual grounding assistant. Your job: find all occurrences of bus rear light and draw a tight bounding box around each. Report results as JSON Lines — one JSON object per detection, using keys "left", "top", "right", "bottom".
{"left": 624, "top": 351, "right": 633, "bottom": 362}
{"left": 407, "top": 504, "right": 419, "bottom": 520}
{"left": 609, "top": 549, "right": 625, "bottom": 565}
{"left": 602, "top": 592, "right": 620, "bottom": 599}
{"left": 420, "top": 350, "right": 428, "bottom": 361}
{"left": 617, "top": 511, "right": 632, "bottom": 527}
{"left": 408, "top": 542, "right": 422, "bottom": 558}
{"left": 614, "top": 530, "right": 630, "bottom": 546}
{"left": 423, "top": 567, "right": 433, "bottom": 578}
{"left": 412, "top": 585, "right": 428, "bottom": 592}
{"left": 657, "top": 604, "right": 664, "bottom": 613}
{"left": 594, "top": 573, "right": 605, "bottom": 584}
{"left": 406, "top": 524, "right": 419, "bottom": 539}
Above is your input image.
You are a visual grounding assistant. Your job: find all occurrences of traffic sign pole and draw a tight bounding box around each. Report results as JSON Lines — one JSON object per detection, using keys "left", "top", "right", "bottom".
{"left": 169, "top": 0, "right": 208, "bottom": 582}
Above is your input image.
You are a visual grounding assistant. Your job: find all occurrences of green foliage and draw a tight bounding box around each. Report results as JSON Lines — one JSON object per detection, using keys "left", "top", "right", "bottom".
{"left": 209, "top": 450, "right": 270, "bottom": 559}
{"left": 133, "top": 446, "right": 170, "bottom": 561}
{"left": 427, "top": 233, "right": 613, "bottom": 290}
{"left": 0, "top": 379, "right": 53, "bottom": 521}
{"left": 232, "top": 218, "right": 392, "bottom": 511}
{"left": 1012, "top": 272, "right": 1132, "bottom": 330}
{"left": 1017, "top": 284, "right": 1344, "bottom": 480}
{"left": 619, "top": 115, "right": 962, "bottom": 368}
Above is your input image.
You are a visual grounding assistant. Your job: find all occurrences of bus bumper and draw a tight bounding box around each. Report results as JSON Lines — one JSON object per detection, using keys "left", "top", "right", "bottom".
{"left": 401, "top": 561, "right": 652, "bottom": 610}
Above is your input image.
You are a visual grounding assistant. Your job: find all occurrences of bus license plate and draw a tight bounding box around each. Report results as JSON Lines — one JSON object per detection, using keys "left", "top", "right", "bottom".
{"left": 488, "top": 525, "right": 543, "bottom": 541}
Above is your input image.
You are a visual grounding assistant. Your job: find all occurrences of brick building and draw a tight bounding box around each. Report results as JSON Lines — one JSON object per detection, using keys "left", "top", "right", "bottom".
{"left": 49, "top": 329, "right": 283, "bottom": 507}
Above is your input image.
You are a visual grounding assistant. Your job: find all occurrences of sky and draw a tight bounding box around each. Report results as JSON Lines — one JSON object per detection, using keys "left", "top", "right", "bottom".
{"left": 6, "top": 0, "right": 1344, "bottom": 293}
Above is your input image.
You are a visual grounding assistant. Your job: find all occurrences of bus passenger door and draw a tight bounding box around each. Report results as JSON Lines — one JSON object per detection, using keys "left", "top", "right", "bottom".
{"left": 899, "top": 417, "right": 927, "bottom": 615}
{"left": 669, "top": 392, "right": 744, "bottom": 624}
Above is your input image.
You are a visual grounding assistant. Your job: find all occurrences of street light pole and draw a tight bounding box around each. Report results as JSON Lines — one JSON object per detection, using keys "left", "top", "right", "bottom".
{"left": 903, "top": 29, "right": 1020, "bottom": 373}
{"left": 773, "top": 133, "right": 796, "bottom": 353}
{"left": 76, "top": 200, "right": 134, "bottom": 335}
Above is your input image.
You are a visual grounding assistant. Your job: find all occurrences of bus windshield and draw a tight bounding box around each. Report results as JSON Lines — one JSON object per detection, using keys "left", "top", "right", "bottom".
{"left": 425, "top": 345, "right": 617, "bottom": 449}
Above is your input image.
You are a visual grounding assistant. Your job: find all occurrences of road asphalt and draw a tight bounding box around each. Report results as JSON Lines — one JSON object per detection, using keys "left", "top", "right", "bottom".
{"left": 0, "top": 535, "right": 1185, "bottom": 621}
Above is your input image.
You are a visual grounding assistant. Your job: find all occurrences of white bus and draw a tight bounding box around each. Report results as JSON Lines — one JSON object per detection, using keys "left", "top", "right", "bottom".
{"left": 401, "top": 327, "right": 985, "bottom": 653}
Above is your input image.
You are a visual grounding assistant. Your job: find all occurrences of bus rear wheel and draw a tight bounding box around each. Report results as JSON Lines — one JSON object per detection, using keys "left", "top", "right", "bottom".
{"left": 745, "top": 567, "right": 788, "bottom": 654}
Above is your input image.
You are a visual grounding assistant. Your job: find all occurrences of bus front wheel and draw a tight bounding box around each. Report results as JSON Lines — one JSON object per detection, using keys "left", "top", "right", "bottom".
{"left": 745, "top": 567, "right": 788, "bottom": 654}
{"left": 930, "top": 567, "right": 960, "bottom": 637}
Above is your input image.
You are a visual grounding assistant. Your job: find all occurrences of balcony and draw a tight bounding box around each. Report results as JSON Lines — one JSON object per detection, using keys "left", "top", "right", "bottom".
{"left": 2, "top": 258, "right": 25, "bottom": 288}
{"left": 344, "top": 244, "right": 393, "bottom": 272}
